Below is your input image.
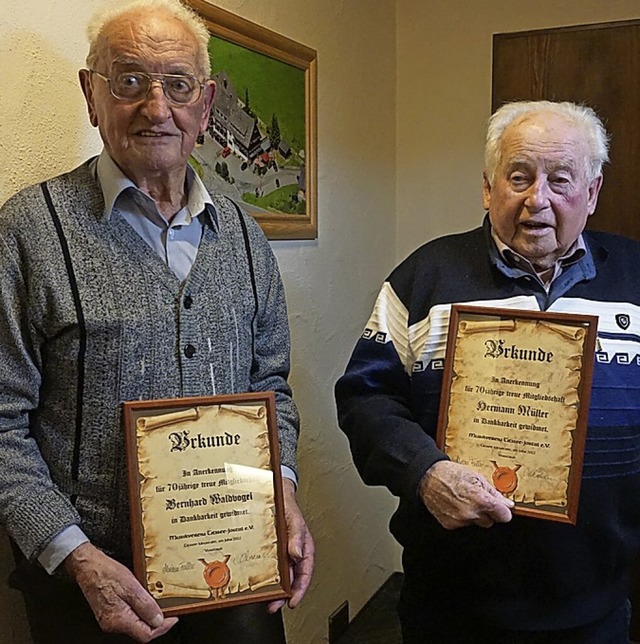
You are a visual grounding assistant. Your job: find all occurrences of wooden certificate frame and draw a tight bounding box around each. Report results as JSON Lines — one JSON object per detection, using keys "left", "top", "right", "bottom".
{"left": 186, "top": 0, "right": 318, "bottom": 240}
{"left": 123, "top": 393, "right": 290, "bottom": 616}
{"left": 436, "top": 305, "right": 597, "bottom": 524}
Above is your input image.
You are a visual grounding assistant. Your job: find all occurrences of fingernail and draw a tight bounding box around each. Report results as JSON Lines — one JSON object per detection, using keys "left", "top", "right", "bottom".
{"left": 150, "top": 614, "right": 163, "bottom": 628}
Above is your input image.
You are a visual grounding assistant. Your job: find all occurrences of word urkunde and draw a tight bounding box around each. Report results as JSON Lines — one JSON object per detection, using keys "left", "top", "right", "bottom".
{"left": 484, "top": 338, "right": 553, "bottom": 363}
{"left": 169, "top": 430, "right": 241, "bottom": 452}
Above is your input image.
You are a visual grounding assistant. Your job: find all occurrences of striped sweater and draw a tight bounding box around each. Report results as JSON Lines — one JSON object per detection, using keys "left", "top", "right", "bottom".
{"left": 336, "top": 218, "right": 640, "bottom": 630}
{"left": 0, "top": 161, "right": 298, "bottom": 563}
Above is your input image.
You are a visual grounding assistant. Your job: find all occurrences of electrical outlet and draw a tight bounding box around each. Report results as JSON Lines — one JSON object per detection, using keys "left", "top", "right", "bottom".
{"left": 328, "top": 600, "right": 349, "bottom": 643}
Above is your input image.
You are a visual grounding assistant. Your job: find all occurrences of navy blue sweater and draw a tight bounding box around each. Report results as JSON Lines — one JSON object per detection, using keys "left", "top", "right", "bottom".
{"left": 336, "top": 220, "right": 640, "bottom": 630}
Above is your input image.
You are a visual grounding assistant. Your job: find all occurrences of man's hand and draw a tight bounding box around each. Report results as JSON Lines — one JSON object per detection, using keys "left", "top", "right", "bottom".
{"left": 419, "top": 461, "right": 514, "bottom": 529}
{"left": 267, "top": 478, "right": 315, "bottom": 613}
{"left": 64, "top": 543, "right": 178, "bottom": 642}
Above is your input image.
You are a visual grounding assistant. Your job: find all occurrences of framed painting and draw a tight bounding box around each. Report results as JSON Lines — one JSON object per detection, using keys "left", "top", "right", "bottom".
{"left": 186, "top": 1, "right": 318, "bottom": 240}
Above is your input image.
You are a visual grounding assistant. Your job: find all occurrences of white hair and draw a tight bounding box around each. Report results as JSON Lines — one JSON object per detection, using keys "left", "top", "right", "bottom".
{"left": 86, "top": 0, "right": 211, "bottom": 77}
{"left": 485, "top": 100, "right": 610, "bottom": 183}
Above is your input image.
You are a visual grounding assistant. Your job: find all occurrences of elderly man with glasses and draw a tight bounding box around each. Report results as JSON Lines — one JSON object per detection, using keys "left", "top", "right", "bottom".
{"left": 0, "top": 1, "right": 313, "bottom": 642}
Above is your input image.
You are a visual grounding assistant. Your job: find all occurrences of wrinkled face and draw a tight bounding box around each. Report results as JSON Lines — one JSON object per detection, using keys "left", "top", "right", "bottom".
{"left": 79, "top": 10, "right": 215, "bottom": 184}
{"left": 483, "top": 112, "right": 603, "bottom": 271}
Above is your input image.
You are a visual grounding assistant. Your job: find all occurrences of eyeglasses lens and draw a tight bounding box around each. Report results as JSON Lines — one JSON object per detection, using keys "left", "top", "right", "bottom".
{"left": 112, "top": 72, "right": 199, "bottom": 104}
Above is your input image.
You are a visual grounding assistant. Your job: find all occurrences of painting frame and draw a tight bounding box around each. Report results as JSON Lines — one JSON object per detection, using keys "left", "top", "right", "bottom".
{"left": 186, "top": 0, "right": 318, "bottom": 240}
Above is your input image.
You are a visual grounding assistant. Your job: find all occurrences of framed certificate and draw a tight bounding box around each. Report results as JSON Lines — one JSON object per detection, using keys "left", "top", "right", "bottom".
{"left": 436, "top": 305, "right": 598, "bottom": 524}
{"left": 123, "top": 393, "right": 290, "bottom": 616}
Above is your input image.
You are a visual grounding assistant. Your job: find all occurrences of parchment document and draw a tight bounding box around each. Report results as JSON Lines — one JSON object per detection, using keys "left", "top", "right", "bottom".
{"left": 443, "top": 318, "right": 586, "bottom": 510}
{"left": 135, "top": 404, "right": 280, "bottom": 601}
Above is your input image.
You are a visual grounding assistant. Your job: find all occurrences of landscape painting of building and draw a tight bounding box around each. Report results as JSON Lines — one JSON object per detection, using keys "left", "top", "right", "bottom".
{"left": 190, "top": 35, "right": 307, "bottom": 219}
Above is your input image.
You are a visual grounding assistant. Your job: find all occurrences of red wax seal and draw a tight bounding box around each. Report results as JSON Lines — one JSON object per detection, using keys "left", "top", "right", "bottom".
{"left": 490, "top": 461, "right": 521, "bottom": 494}
{"left": 199, "top": 555, "right": 231, "bottom": 598}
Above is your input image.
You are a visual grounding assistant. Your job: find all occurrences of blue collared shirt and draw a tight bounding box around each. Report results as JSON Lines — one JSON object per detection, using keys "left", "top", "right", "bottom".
{"left": 488, "top": 225, "right": 596, "bottom": 310}
{"left": 94, "top": 151, "right": 216, "bottom": 282}
{"left": 490, "top": 228, "right": 587, "bottom": 291}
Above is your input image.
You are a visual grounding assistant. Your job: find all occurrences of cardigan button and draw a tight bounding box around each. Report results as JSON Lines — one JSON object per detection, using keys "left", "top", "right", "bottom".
{"left": 184, "top": 344, "right": 196, "bottom": 358}
{"left": 184, "top": 295, "right": 193, "bottom": 309}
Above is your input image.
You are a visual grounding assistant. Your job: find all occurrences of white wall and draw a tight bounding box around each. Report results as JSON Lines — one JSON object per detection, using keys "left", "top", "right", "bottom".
{"left": 222, "top": 2, "right": 402, "bottom": 642}
{"left": 0, "top": 1, "right": 399, "bottom": 643}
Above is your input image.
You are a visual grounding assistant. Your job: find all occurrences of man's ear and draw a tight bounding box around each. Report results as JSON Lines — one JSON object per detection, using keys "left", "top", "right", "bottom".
{"left": 199, "top": 80, "right": 216, "bottom": 134}
{"left": 482, "top": 172, "right": 492, "bottom": 211}
{"left": 79, "top": 69, "right": 99, "bottom": 128}
{"left": 586, "top": 174, "right": 603, "bottom": 217}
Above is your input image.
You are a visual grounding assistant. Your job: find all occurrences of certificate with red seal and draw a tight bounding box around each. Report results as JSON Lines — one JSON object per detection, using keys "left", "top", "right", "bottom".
{"left": 436, "top": 305, "right": 597, "bottom": 524}
{"left": 123, "top": 393, "right": 290, "bottom": 615}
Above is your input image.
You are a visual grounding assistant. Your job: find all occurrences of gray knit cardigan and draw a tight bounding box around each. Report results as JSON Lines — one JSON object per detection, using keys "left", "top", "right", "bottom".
{"left": 0, "top": 161, "right": 299, "bottom": 562}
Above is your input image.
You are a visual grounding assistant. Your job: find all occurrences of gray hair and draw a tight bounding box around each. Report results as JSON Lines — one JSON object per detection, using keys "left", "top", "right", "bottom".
{"left": 86, "top": 0, "right": 211, "bottom": 77}
{"left": 484, "top": 100, "right": 609, "bottom": 183}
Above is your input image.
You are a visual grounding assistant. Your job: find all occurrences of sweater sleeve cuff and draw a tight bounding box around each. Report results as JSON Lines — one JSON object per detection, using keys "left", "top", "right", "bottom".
{"left": 404, "top": 444, "right": 450, "bottom": 502}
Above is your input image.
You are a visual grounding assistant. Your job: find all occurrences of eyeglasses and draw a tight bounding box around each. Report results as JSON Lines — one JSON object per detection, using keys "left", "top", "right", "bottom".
{"left": 89, "top": 70, "right": 206, "bottom": 105}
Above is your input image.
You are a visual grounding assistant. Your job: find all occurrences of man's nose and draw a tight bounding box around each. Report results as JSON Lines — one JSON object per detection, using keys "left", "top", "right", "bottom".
{"left": 140, "top": 81, "right": 172, "bottom": 121}
{"left": 524, "top": 178, "right": 550, "bottom": 211}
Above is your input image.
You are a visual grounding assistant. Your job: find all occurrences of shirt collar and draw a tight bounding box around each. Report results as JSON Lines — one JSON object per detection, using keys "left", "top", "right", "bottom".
{"left": 92, "top": 150, "right": 218, "bottom": 229}
{"left": 490, "top": 227, "right": 586, "bottom": 275}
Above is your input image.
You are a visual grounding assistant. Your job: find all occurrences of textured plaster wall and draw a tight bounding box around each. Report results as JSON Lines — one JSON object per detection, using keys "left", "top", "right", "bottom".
{"left": 0, "top": 1, "right": 399, "bottom": 643}
{"left": 396, "top": 0, "right": 640, "bottom": 262}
